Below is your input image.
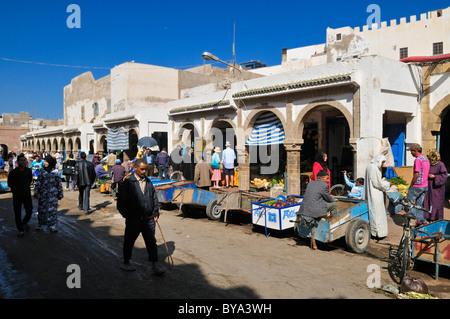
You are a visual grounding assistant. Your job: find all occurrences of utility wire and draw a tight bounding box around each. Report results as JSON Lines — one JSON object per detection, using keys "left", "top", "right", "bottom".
{"left": 0, "top": 57, "right": 111, "bottom": 70}
{"left": 0, "top": 57, "right": 233, "bottom": 71}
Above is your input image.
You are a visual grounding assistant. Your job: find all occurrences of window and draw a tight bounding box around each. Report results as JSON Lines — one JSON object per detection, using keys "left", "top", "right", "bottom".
{"left": 81, "top": 105, "right": 85, "bottom": 120}
{"left": 400, "top": 47, "right": 408, "bottom": 59}
{"left": 93, "top": 102, "right": 99, "bottom": 117}
{"left": 107, "top": 99, "right": 111, "bottom": 114}
{"left": 433, "top": 42, "right": 443, "bottom": 55}
{"left": 336, "top": 33, "right": 342, "bottom": 41}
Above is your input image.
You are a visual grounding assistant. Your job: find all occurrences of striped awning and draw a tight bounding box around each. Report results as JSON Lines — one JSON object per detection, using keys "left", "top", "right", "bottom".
{"left": 245, "top": 112, "right": 285, "bottom": 146}
{"left": 107, "top": 127, "right": 129, "bottom": 150}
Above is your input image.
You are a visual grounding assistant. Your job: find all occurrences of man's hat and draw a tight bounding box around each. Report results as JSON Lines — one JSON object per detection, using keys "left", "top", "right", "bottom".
{"left": 317, "top": 170, "right": 328, "bottom": 177}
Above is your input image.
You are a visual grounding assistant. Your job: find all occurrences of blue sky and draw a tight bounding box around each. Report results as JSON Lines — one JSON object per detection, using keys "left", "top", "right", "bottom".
{"left": 0, "top": 0, "right": 448, "bottom": 120}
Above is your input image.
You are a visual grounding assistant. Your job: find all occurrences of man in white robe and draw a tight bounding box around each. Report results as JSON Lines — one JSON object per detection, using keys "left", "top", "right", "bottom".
{"left": 364, "top": 154, "right": 392, "bottom": 238}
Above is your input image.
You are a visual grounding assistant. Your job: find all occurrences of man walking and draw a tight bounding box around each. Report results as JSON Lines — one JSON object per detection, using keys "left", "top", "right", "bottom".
{"left": 7, "top": 154, "right": 33, "bottom": 237}
{"left": 117, "top": 159, "right": 166, "bottom": 275}
{"left": 222, "top": 141, "right": 236, "bottom": 188}
{"left": 406, "top": 143, "right": 430, "bottom": 225}
{"left": 155, "top": 148, "right": 170, "bottom": 180}
{"left": 111, "top": 159, "right": 125, "bottom": 200}
{"left": 74, "top": 152, "right": 96, "bottom": 214}
{"left": 142, "top": 147, "right": 155, "bottom": 177}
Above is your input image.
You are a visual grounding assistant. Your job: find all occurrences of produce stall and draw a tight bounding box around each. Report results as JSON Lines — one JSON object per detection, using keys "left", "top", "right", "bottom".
{"left": 251, "top": 195, "right": 303, "bottom": 233}
{"left": 249, "top": 173, "right": 285, "bottom": 192}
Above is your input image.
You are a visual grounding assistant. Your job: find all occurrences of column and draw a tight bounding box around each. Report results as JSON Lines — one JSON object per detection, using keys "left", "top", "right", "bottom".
{"left": 237, "top": 146, "right": 249, "bottom": 191}
{"left": 284, "top": 143, "right": 301, "bottom": 196}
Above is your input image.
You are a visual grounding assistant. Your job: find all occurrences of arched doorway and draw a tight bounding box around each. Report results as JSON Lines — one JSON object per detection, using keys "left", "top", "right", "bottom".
{"left": 176, "top": 123, "right": 200, "bottom": 159}
{"left": 439, "top": 105, "right": 450, "bottom": 166}
{"left": 246, "top": 111, "right": 286, "bottom": 178}
{"left": 68, "top": 139, "right": 74, "bottom": 156}
{"left": 53, "top": 138, "right": 59, "bottom": 153}
{"left": 99, "top": 135, "right": 107, "bottom": 156}
{"left": 298, "top": 104, "right": 353, "bottom": 186}
{"left": 123, "top": 129, "right": 138, "bottom": 161}
{"left": 61, "top": 139, "right": 66, "bottom": 160}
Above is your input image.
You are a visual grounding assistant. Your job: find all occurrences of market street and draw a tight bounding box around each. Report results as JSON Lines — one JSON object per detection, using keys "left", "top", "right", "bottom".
{"left": 0, "top": 188, "right": 448, "bottom": 300}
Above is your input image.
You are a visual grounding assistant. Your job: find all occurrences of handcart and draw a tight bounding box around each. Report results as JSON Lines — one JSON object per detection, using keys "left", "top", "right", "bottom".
{"left": 171, "top": 185, "right": 217, "bottom": 215}
{"left": 252, "top": 195, "right": 304, "bottom": 235}
{"left": 412, "top": 220, "right": 450, "bottom": 280}
{"left": 294, "top": 198, "right": 371, "bottom": 253}
{"left": 384, "top": 203, "right": 450, "bottom": 282}
{"left": 207, "top": 190, "right": 271, "bottom": 222}
{"left": 153, "top": 180, "right": 196, "bottom": 204}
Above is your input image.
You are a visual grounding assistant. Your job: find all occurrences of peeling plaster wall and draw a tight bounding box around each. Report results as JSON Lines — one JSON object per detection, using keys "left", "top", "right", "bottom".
{"left": 63, "top": 72, "right": 111, "bottom": 126}
{"left": 327, "top": 7, "right": 449, "bottom": 62}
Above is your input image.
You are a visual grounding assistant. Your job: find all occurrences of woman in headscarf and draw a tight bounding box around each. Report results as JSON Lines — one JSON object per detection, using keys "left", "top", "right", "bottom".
{"left": 423, "top": 149, "right": 448, "bottom": 222}
{"left": 364, "top": 154, "right": 392, "bottom": 239}
{"left": 311, "top": 150, "right": 331, "bottom": 189}
{"left": 34, "top": 155, "right": 64, "bottom": 232}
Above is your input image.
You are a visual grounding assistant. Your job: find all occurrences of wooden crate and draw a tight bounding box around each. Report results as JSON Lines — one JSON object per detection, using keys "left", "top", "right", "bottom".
{"left": 392, "top": 166, "right": 413, "bottom": 183}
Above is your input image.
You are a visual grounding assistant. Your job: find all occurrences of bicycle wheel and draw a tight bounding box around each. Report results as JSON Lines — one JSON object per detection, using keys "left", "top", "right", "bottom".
{"left": 330, "top": 184, "right": 345, "bottom": 196}
{"left": 387, "top": 237, "right": 411, "bottom": 284}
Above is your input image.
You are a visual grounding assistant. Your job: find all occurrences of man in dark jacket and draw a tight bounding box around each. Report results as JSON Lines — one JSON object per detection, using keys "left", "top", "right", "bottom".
{"left": 110, "top": 159, "right": 125, "bottom": 200}
{"left": 74, "top": 152, "right": 96, "bottom": 214}
{"left": 155, "top": 148, "right": 170, "bottom": 180}
{"left": 7, "top": 154, "right": 33, "bottom": 237}
{"left": 298, "top": 170, "right": 337, "bottom": 219}
{"left": 117, "top": 159, "right": 166, "bottom": 275}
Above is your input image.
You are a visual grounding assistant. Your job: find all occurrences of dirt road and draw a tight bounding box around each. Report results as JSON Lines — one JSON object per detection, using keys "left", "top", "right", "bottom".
{"left": 0, "top": 188, "right": 446, "bottom": 301}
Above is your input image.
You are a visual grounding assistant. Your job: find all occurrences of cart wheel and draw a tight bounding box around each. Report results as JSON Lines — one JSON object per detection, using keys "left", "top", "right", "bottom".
{"left": 345, "top": 219, "right": 370, "bottom": 253}
{"left": 387, "top": 237, "right": 411, "bottom": 284}
{"left": 206, "top": 199, "right": 222, "bottom": 221}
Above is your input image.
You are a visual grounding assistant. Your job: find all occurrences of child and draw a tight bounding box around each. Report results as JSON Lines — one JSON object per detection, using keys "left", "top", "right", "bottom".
{"left": 343, "top": 171, "right": 364, "bottom": 200}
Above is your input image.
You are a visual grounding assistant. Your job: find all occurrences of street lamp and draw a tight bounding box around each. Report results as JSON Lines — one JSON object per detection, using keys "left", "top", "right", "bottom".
{"left": 202, "top": 51, "right": 242, "bottom": 78}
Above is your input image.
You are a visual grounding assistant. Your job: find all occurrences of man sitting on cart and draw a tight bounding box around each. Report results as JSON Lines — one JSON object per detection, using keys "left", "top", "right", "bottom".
{"left": 298, "top": 170, "right": 337, "bottom": 220}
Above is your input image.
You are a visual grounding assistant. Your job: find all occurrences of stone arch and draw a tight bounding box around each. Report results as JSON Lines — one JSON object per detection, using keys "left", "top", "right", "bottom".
{"left": 52, "top": 138, "right": 59, "bottom": 153}
{"left": 294, "top": 99, "right": 354, "bottom": 145}
{"left": 430, "top": 94, "right": 450, "bottom": 130}
{"left": 174, "top": 121, "right": 201, "bottom": 149}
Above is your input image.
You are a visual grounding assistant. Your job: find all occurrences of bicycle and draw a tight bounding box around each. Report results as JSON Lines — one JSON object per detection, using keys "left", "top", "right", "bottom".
{"left": 329, "top": 171, "right": 353, "bottom": 196}
{"left": 382, "top": 201, "right": 432, "bottom": 284}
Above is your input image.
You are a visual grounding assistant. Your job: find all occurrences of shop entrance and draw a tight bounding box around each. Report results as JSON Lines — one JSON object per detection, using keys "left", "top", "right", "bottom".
{"left": 246, "top": 111, "right": 286, "bottom": 184}
{"left": 300, "top": 106, "right": 352, "bottom": 186}
{"left": 439, "top": 105, "right": 450, "bottom": 167}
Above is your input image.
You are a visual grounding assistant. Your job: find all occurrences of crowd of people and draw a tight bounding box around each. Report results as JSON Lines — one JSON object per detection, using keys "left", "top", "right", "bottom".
{"left": 2, "top": 141, "right": 447, "bottom": 265}
{"left": 2, "top": 143, "right": 238, "bottom": 274}
{"left": 301, "top": 143, "right": 448, "bottom": 242}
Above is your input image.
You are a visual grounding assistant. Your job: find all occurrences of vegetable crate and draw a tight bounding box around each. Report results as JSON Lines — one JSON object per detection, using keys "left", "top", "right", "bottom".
{"left": 251, "top": 195, "right": 303, "bottom": 231}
